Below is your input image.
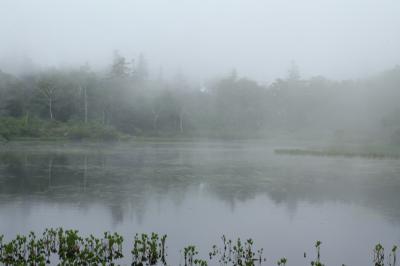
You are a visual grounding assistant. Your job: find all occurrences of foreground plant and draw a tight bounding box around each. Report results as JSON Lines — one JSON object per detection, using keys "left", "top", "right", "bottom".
{"left": 0, "top": 229, "right": 398, "bottom": 265}
{"left": 0, "top": 228, "right": 124, "bottom": 265}
{"left": 181, "top": 245, "right": 207, "bottom": 266}
{"left": 277, "top": 257, "right": 287, "bottom": 265}
{"left": 209, "top": 235, "right": 266, "bottom": 266}
{"left": 389, "top": 245, "right": 397, "bottom": 266}
{"left": 310, "top": 241, "right": 324, "bottom": 266}
{"left": 132, "top": 232, "right": 167, "bottom": 265}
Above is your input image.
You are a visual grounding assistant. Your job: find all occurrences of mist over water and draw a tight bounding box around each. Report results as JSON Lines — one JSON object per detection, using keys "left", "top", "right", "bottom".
{"left": 0, "top": 141, "right": 400, "bottom": 265}
{"left": 1, "top": 1, "right": 400, "bottom": 265}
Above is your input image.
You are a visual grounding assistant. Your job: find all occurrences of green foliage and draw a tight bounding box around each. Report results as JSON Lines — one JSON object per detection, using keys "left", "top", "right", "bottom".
{"left": 0, "top": 116, "right": 124, "bottom": 141}
{"left": 0, "top": 230, "right": 398, "bottom": 265}
{"left": 0, "top": 228, "right": 123, "bottom": 265}
{"left": 131, "top": 232, "right": 167, "bottom": 265}
{"left": 310, "top": 241, "right": 324, "bottom": 266}
{"left": 209, "top": 235, "right": 266, "bottom": 266}
{"left": 0, "top": 116, "right": 42, "bottom": 140}
{"left": 181, "top": 245, "right": 208, "bottom": 266}
{"left": 67, "top": 123, "right": 123, "bottom": 141}
{"left": 182, "top": 245, "right": 201, "bottom": 266}
{"left": 277, "top": 257, "right": 287, "bottom": 266}
{"left": 373, "top": 243, "right": 390, "bottom": 266}
{"left": 2, "top": 63, "right": 400, "bottom": 139}
{"left": 389, "top": 245, "right": 397, "bottom": 266}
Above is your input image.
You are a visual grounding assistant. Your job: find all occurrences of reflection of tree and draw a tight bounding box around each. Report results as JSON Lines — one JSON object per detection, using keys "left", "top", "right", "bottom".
{"left": 110, "top": 204, "right": 124, "bottom": 226}
{"left": 0, "top": 143, "right": 400, "bottom": 226}
{"left": 48, "top": 156, "right": 53, "bottom": 189}
{"left": 82, "top": 155, "right": 87, "bottom": 192}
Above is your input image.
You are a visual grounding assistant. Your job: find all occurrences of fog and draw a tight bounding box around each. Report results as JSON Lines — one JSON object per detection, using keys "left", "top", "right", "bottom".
{"left": 1, "top": 0, "right": 400, "bottom": 145}
{"left": 2, "top": 0, "right": 400, "bottom": 81}
{"left": 1, "top": 1, "right": 400, "bottom": 265}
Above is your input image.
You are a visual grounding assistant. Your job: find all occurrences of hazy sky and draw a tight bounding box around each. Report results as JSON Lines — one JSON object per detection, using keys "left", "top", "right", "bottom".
{"left": 1, "top": 0, "right": 400, "bottom": 82}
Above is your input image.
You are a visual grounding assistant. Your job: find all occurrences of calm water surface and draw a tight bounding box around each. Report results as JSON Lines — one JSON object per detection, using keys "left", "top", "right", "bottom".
{"left": 0, "top": 140, "right": 399, "bottom": 265}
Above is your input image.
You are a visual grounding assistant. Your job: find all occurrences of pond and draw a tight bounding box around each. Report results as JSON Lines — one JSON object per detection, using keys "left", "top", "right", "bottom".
{"left": 0, "top": 140, "right": 399, "bottom": 265}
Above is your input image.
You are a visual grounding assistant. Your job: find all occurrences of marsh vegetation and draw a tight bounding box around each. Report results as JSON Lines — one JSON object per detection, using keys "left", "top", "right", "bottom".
{"left": 0, "top": 229, "right": 397, "bottom": 265}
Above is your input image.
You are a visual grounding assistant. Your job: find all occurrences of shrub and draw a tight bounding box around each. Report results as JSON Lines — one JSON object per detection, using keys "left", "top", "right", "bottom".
{"left": 67, "top": 123, "right": 122, "bottom": 141}
{"left": 0, "top": 116, "right": 124, "bottom": 141}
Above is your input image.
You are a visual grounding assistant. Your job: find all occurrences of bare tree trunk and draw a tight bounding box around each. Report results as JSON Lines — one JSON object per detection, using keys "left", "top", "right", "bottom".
{"left": 39, "top": 83, "right": 56, "bottom": 121}
{"left": 84, "top": 87, "right": 88, "bottom": 124}
{"left": 49, "top": 98, "right": 53, "bottom": 120}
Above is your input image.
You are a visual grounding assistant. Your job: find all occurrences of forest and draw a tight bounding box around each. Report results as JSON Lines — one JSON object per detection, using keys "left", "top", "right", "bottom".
{"left": 1, "top": 52, "right": 400, "bottom": 142}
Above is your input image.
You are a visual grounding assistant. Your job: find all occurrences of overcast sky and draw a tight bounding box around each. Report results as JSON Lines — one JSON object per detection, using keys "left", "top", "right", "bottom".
{"left": 1, "top": 0, "right": 400, "bottom": 82}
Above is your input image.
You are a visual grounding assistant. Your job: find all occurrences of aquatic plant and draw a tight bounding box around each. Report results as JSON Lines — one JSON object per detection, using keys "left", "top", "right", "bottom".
{"left": 209, "top": 235, "right": 266, "bottom": 266}
{"left": 181, "top": 245, "right": 207, "bottom": 266}
{"left": 0, "top": 229, "right": 398, "bottom": 265}
{"left": 0, "top": 228, "right": 124, "bottom": 265}
{"left": 277, "top": 257, "right": 287, "bottom": 265}
{"left": 374, "top": 243, "right": 385, "bottom": 266}
{"left": 131, "top": 232, "right": 167, "bottom": 265}
{"left": 389, "top": 245, "right": 397, "bottom": 266}
{"left": 310, "top": 241, "right": 324, "bottom": 266}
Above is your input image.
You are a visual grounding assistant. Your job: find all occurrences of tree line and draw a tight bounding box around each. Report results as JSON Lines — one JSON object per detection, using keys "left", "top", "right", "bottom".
{"left": 1, "top": 52, "right": 400, "bottom": 141}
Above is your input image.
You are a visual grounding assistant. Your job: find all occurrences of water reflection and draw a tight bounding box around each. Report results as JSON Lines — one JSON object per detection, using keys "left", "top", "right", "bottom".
{"left": 0, "top": 141, "right": 400, "bottom": 225}
{"left": 1, "top": 141, "right": 400, "bottom": 265}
